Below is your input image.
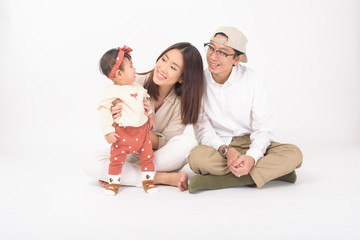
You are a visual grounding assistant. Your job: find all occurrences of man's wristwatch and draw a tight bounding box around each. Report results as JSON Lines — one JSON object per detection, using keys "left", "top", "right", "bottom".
{"left": 220, "top": 145, "right": 231, "bottom": 158}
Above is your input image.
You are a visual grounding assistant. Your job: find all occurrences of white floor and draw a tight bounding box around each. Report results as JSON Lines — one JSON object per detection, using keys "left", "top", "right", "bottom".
{"left": 1, "top": 144, "right": 360, "bottom": 240}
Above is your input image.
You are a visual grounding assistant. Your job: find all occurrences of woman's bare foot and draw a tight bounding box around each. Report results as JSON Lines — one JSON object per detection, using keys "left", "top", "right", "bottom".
{"left": 154, "top": 172, "right": 188, "bottom": 191}
{"left": 177, "top": 172, "right": 188, "bottom": 191}
{"left": 99, "top": 172, "right": 189, "bottom": 191}
{"left": 98, "top": 180, "right": 108, "bottom": 188}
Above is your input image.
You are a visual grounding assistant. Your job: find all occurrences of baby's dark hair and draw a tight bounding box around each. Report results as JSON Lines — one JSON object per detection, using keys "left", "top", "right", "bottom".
{"left": 99, "top": 48, "right": 132, "bottom": 77}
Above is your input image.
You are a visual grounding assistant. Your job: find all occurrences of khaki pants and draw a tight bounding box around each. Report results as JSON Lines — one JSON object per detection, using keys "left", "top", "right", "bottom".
{"left": 189, "top": 135, "right": 303, "bottom": 188}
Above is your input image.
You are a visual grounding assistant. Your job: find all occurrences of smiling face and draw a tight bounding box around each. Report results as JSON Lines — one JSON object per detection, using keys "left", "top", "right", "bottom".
{"left": 153, "top": 49, "right": 184, "bottom": 88}
{"left": 206, "top": 34, "right": 242, "bottom": 83}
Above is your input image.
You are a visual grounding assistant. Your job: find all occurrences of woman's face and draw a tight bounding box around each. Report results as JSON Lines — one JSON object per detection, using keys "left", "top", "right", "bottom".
{"left": 153, "top": 49, "right": 184, "bottom": 87}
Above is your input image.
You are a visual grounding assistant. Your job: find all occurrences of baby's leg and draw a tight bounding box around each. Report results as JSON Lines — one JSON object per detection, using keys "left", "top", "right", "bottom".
{"left": 138, "top": 131, "right": 158, "bottom": 194}
{"left": 104, "top": 144, "right": 127, "bottom": 196}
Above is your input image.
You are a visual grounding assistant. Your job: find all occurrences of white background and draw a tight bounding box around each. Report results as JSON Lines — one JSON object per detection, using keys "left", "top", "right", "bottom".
{"left": 1, "top": 0, "right": 359, "bottom": 153}
{"left": 1, "top": 0, "right": 360, "bottom": 239}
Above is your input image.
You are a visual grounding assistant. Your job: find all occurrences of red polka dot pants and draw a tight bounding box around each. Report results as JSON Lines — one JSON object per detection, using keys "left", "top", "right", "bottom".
{"left": 108, "top": 123, "right": 155, "bottom": 175}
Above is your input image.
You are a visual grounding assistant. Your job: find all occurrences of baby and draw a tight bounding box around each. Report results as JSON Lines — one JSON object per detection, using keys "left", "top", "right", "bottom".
{"left": 98, "top": 45, "right": 158, "bottom": 196}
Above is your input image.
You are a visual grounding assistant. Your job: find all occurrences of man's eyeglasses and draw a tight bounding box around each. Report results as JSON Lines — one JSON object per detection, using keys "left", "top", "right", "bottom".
{"left": 204, "top": 43, "right": 236, "bottom": 59}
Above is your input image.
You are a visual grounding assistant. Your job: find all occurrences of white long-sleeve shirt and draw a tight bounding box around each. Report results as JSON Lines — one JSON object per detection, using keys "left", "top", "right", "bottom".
{"left": 194, "top": 64, "right": 273, "bottom": 163}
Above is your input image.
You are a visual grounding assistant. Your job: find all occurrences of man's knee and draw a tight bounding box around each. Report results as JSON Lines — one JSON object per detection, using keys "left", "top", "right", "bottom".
{"left": 189, "top": 145, "right": 229, "bottom": 175}
{"left": 284, "top": 144, "right": 303, "bottom": 169}
{"left": 188, "top": 145, "right": 206, "bottom": 174}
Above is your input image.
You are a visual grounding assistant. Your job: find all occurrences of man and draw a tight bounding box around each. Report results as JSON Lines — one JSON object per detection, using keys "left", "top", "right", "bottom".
{"left": 188, "top": 26, "right": 303, "bottom": 193}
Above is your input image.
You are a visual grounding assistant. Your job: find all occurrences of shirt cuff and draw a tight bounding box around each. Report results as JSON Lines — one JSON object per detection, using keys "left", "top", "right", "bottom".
{"left": 245, "top": 148, "right": 264, "bottom": 164}
{"left": 103, "top": 127, "right": 115, "bottom": 136}
{"left": 210, "top": 139, "right": 226, "bottom": 152}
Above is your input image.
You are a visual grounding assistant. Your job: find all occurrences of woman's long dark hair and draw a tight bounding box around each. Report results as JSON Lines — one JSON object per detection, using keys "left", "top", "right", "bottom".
{"left": 139, "top": 42, "right": 204, "bottom": 125}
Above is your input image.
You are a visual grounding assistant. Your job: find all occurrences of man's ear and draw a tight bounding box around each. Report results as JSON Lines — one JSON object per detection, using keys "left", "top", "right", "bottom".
{"left": 234, "top": 55, "right": 244, "bottom": 65}
{"left": 115, "top": 70, "right": 122, "bottom": 79}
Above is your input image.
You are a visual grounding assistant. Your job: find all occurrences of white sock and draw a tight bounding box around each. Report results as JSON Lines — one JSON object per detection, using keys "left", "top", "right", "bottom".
{"left": 104, "top": 174, "right": 122, "bottom": 196}
{"left": 141, "top": 172, "right": 158, "bottom": 194}
{"left": 108, "top": 174, "right": 121, "bottom": 184}
{"left": 141, "top": 171, "right": 155, "bottom": 181}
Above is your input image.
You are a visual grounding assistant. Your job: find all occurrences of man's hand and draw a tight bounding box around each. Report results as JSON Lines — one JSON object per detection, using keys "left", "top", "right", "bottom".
{"left": 226, "top": 148, "right": 242, "bottom": 177}
{"left": 105, "top": 132, "right": 119, "bottom": 144}
{"left": 226, "top": 147, "right": 242, "bottom": 167}
{"left": 111, "top": 99, "right": 123, "bottom": 119}
{"left": 226, "top": 147, "right": 255, "bottom": 177}
{"left": 231, "top": 155, "right": 255, "bottom": 177}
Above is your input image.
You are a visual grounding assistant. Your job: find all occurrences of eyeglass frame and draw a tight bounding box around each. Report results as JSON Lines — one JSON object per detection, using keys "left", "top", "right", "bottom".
{"left": 203, "top": 43, "right": 237, "bottom": 58}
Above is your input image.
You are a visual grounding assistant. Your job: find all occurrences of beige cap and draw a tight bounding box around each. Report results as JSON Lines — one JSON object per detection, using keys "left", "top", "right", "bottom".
{"left": 210, "top": 26, "right": 248, "bottom": 63}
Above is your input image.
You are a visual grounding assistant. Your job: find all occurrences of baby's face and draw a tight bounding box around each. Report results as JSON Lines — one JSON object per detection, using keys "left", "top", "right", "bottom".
{"left": 114, "top": 58, "right": 136, "bottom": 85}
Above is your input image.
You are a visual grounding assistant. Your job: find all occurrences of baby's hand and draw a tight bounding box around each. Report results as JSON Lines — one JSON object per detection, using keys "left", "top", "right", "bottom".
{"left": 105, "top": 132, "right": 119, "bottom": 144}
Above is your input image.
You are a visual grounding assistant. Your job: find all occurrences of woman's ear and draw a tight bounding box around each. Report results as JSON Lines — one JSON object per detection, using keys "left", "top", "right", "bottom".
{"left": 178, "top": 78, "right": 184, "bottom": 84}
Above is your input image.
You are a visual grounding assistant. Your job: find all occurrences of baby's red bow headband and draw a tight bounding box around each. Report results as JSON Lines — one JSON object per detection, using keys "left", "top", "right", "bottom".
{"left": 108, "top": 45, "right": 133, "bottom": 80}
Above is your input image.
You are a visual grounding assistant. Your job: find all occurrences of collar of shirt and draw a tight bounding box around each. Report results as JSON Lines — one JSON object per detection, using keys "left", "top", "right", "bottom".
{"left": 206, "top": 64, "right": 243, "bottom": 87}
{"left": 164, "top": 87, "right": 177, "bottom": 104}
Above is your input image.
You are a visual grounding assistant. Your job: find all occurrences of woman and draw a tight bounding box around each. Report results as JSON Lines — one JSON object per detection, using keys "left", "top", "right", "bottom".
{"left": 83, "top": 42, "right": 204, "bottom": 191}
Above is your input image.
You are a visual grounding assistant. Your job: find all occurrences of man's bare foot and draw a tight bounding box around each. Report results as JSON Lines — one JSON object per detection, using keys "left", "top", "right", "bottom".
{"left": 154, "top": 172, "right": 188, "bottom": 191}
{"left": 98, "top": 180, "right": 108, "bottom": 188}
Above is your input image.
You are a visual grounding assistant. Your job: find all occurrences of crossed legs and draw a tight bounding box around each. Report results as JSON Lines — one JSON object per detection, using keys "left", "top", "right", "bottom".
{"left": 188, "top": 135, "right": 303, "bottom": 193}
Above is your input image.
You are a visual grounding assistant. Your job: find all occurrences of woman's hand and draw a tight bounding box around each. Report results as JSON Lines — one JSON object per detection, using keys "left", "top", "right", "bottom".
{"left": 148, "top": 115, "right": 155, "bottom": 131}
{"left": 143, "top": 98, "right": 153, "bottom": 117}
{"left": 111, "top": 99, "right": 123, "bottom": 119}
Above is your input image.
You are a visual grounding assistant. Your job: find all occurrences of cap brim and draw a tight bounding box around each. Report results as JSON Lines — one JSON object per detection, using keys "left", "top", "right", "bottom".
{"left": 241, "top": 54, "right": 247, "bottom": 63}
